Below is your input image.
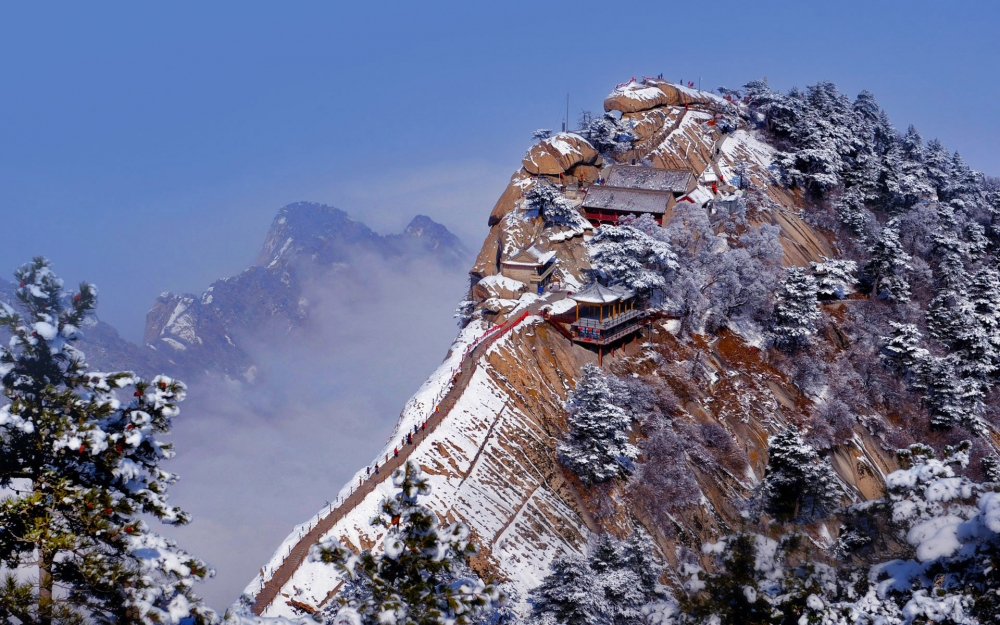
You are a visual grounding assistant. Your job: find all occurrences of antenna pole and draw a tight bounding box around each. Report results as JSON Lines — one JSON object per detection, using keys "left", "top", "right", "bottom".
{"left": 566, "top": 93, "right": 570, "bottom": 132}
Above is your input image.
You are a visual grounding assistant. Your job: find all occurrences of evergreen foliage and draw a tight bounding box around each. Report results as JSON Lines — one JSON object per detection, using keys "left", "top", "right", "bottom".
{"left": 860, "top": 222, "right": 912, "bottom": 301}
{"left": 771, "top": 267, "right": 820, "bottom": 349}
{"left": 584, "top": 113, "right": 634, "bottom": 156}
{"left": 313, "top": 461, "right": 501, "bottom": 625}
{"left": 681, "top": 441, "right": 1000, "bottom": 624}
{"left": 809, "top": 257, "right": 857, "bottom": 300}
{"left": 0, "top": 258, "right": 214, "bottom": 625}
{"left": 530, "top": 532, "right": 665, "bottom": 625}
{"left": 587, "top": 216, "right": 678, "bottom": 294}
{"left": 523, "top": 184, "right": 586, "bottom": 228}
{"left": 557, "top": 365, "right": 637, "bottom": 486}
{"left": 760, "top": 429, "right": 842, "bottom": 521}
{"left": 879, "top": 322, "right": 929, "bottom": 380}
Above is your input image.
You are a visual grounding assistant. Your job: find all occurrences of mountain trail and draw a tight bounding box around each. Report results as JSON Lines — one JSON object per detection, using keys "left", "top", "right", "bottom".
{"left": 250, "top": 293, "right": 563, "bottom": 614}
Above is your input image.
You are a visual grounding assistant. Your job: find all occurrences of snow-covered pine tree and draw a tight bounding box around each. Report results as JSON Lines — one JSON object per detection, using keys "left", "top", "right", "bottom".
{"left": 760, "top": 429, "right": 842, "bottom": 521}
{"left": 680, "top": 533, "right": 786, "bottom": 625}
{"left": 832, "top": 189, "right": 872, "bottom": 237}
{"left": 531, "top": 532, "right": 665, "bottom": 625}
{"left": 922, "top": 354, "right": 985, "bottom": 433}
{"left": 0, "top": 258, "right": 214, "bottom": 625}
{"left": 528, "top": 552, "right": 601, "bottom": 625}
{"left": 312, "top": 461, "right": 500, "bottom": 625}
{"left": 557, "top": 365, "right": 637, "bottom": 486}
{"left": 924, "top": 138, "right": 953, "bottom": 199}
{"left": 879, "top": 322, "right": 929, "bottom": 382}
{"left": 881, "top": 125, "right": 934, "bottom": 211}
{"left": 587, "top": 218, "right": 677, "bottom": 295}
{"left": 585, "top": 113, "right": 634, "bottom": 156}
{"left": 926, "top": 243, "right": 972, "bottom": 346}
{"left": 771, "top": 267, "right": 820, "bottom": 349}
{"left": 832, "top": 441, "right": 1000, "bottom": 624}
{"left": 523, "top": 183, "right": 586, "bottom": 228}
{"left": 809, "top": 257, "right": 857, "bottom": 300}
{"left": 967, "top": 264, "right": 1000, "bottom": 377}
{"left": 859, "top": 222, "right": 911, "bottom": 301}
{"left": 531, "top": 129, "right": 553, "bottom": 141}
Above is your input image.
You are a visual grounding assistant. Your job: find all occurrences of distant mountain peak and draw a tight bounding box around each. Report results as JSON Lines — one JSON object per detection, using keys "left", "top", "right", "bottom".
{"left": 142, "top": 201, "right": 467, "bottom": 380}
{"left": 397, "top": 214, "right": 468, "bottom": 260}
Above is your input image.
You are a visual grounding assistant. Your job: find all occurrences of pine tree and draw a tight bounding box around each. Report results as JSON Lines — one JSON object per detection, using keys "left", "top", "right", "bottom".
{"left": 531, "top": 532, "right": 664, "bottom": 625}
{"left": 0, "top": 258, "right": 214, "bottom": 625}
{"left": 529, "top": 552, "right": 602, "bottom": 625}
{"left": 760, "top": 429, "right": 842, "bottom": 521}
{"left": 809, "top": 257, "right": 857, "bottom": 300}
{"left": 681, "top": 534, "right": 783, "bottom": 625}
{"left": 557, "top": 365, "right": 637, "bottom": 486}
{"left": 882, "top": 125, "right": 933, "bottom": 210}
{"left": 923, "top": 355, "right": 985, "bottom": 433}
{"left": 313, "top": 461, "right": 500, "bottom": 625}
{"left": 919, "top": 139, "right": 950, "bottom": 200}
{"left": 879, "top": 322, "right": 929, "bottom": 381}
{"left": 967, "top": 264, "right": 1000, "bottom": 378}
{"left": 860, "top": 223, "right": 911, "bottom": 301}
{"left": 587, "top": 220, "right": 677, "bottom": 294}
{"left": 771, "top": 267, "right": 820, "bottom": 349}
{"left": 585, "top": 113, "right": 634, "bottom": 156}
{"left": 833, "top": 189, "right": 872, "bottom": 236}
{"left": 524, "top": 184, "right": 586, "bottom": 228}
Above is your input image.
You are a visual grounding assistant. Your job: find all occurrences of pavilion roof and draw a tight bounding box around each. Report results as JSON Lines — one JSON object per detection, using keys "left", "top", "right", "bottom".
{"left": 569, "top": 282, "right": 635, "bottom": 304}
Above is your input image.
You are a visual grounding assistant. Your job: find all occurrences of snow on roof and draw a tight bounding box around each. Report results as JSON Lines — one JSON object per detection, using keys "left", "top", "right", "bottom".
{"left": 530, "top": 246, "right": 556, "bottom": 264}
{"left": 478, "top": 274, "right": 527, "bottom": 291}
{"left": 503, "top": 245, "right": 556, "bottom": 267}
{"left": 582, "top": 186, "right": 674, "bottom": 215}
{"left": 569, "top": 282, "right": 635, "bottom": 304}
{"left": 606, "top": 165, "right": 695, "bottom": 193}
{"left": 680, "top": 186, "right": 715, "bottom": 207}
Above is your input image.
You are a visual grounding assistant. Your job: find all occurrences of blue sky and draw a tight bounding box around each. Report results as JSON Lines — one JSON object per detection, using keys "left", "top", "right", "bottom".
{"left": 2, "top": 1, "right": 998, "bottom": 339}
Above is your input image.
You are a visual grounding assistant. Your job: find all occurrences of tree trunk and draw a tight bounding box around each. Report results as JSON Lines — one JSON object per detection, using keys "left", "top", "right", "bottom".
{"left": 39, "top": 548, "right": 53, "bottom": 625}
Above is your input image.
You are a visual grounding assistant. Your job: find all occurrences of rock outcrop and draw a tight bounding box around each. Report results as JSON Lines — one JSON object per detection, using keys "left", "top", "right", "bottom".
{"left": 521, "top": 133, "right": 601, "bottom": 175}
{"left": 604, "top": 81, "right": 673, "bottom": 113}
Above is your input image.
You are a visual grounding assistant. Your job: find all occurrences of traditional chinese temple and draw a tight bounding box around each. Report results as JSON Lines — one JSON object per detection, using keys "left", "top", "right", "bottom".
{"left": 581, "top": 165, "right": 696, "bottom": 226}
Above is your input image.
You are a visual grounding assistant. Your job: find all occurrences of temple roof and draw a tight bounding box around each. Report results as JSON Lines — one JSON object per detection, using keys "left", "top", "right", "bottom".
{"left": 581, "top": 186, "right": 674, "bottom": 215}
{"left": 605, "top": 165, "right": 695, "bottom": 194}
{"left": 569, "top": 282, "right": 635, "bottom": 304}
{"left": 502, "top": 245, "right": 556, "bottom": 267}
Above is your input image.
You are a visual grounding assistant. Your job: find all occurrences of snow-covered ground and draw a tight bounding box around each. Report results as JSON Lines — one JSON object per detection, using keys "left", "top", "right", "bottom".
{"left": 255, "top": 318, "right": 589, "bottom": 617}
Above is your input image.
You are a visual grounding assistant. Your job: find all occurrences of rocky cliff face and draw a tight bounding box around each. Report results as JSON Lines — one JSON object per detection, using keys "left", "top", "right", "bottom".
{"left": 143, "top": 203, "right": 467, "bottom": 380}
{"left": 248, "top": 82, "right": 896, "bottom": 618}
